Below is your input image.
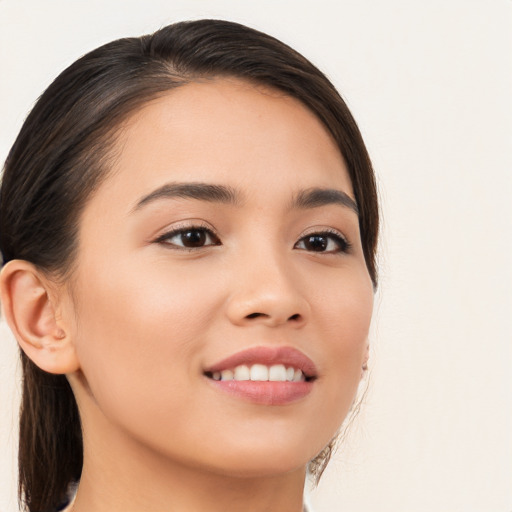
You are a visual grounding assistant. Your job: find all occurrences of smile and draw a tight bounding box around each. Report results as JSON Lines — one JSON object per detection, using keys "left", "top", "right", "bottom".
{"left": 206, "top": 364, "right": 307, "bottom": 382}
{"left": 203, "top": 346, "right": 317, "bottom": 405}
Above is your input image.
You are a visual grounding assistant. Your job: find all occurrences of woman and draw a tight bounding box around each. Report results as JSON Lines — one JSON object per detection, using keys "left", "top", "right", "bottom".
{"left": 0, "top": 19, "right": 378, "bottom": 512}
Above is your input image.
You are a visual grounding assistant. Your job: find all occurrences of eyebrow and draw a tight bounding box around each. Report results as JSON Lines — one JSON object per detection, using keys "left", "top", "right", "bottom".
{"left": 292, "top": 188, "right": 359, "bottom": 215}
{"left": 132, "top": 182, "right": 240, "bottom": 211}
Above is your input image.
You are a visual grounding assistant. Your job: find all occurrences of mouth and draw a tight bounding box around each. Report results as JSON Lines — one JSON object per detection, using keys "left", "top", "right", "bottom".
{"left": 204, "top": 364, "right": 313, "bottom": 383}
{"left": 203, "top": 346, "right": 317, "bottom": 405}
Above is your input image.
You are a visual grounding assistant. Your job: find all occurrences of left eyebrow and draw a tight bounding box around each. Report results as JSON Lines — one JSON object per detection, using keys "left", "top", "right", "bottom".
{"left": 291, "top": 188, "right": 359, "bottom": 215}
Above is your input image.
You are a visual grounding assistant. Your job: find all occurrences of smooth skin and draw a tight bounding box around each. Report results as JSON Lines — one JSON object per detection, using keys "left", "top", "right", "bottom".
{"left": 1, "top": 79, "right": 373, "bottom": 512}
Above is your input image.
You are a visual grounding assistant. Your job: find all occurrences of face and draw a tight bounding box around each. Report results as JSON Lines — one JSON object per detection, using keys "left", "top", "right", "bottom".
{"left": 64, "top": 79, "right": 373, "bottom": 477}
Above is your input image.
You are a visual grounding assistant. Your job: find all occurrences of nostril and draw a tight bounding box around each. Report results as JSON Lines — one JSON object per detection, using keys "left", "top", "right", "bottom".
{"left": 246, "top": 312, "right": 267, "bottom": 319}
{"left": 288, "top": 314, "right": 301, "bottom": 321}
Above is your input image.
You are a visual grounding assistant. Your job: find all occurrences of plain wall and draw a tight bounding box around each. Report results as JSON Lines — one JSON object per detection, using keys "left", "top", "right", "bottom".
{"left": 1, "top": 1, "right": 511, "bottom": 511}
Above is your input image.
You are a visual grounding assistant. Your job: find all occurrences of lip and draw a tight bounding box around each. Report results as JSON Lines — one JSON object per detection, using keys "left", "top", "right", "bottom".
{"left": 203, "top": 346, "right": 318, "bottom": 378}
{"left": 203, "top": 346, "right": 317, "bottom": 406}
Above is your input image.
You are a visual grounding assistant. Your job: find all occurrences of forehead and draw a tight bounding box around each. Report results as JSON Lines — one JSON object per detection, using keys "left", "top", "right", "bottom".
{"left": 95, "top": 78, "right": 353, "bottom": 211}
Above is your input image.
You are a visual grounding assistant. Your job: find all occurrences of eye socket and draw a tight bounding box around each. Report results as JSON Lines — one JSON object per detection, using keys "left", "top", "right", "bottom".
{"left": 294, "top": 230, "right": 351, "bottom": 254}
{"left": 155, "top": 226, "right": 221, "bottom": 250}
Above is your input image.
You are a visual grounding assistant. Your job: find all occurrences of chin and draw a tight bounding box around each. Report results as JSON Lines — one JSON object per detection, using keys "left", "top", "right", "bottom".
{"left": 186, "top": 433, "right": 325, "bottom": 479}
{"left": 205, "top": 455, "right": 309, "bottom": 480}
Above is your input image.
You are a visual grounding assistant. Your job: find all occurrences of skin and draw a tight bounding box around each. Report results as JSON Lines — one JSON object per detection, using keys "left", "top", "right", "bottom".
{"left": 3, "top": 79, "right": 374, "bottom": 512}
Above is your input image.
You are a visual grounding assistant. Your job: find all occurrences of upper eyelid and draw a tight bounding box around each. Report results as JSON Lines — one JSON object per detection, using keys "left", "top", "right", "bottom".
{"left": 152, "top": 221, "right": 219, "bottom": 241}
{"left": 298, "top": 226, "right": 349, "bottom": 241}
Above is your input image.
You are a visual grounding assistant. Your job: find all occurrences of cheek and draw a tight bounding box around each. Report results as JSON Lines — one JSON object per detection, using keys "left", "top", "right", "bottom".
{"left": 75, "top": 252, "right": 219, "bottom": 347}
{"left": 311, "top": 261, "right": 373, "bottom": 350}
{"left": 326, "top": 286, "right": 373, "bottom": 361}
{"left": 310, "top": 266, "right": 373, "bottom": 419}
{"left": 69, "top": 257, "right": 223, "bottom": 425}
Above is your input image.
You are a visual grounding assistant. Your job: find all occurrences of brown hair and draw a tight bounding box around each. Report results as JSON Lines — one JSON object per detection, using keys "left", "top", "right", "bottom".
{"left": 0, "top": 19, "right": 378, "bottom": 512}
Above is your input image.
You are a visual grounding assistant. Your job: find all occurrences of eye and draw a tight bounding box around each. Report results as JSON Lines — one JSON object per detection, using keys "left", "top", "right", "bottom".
{"left": 155, "top": 226, "right": 221, "bottom": 250}
{"left": 294, "top": 230, "right": 351, "bottom": 254}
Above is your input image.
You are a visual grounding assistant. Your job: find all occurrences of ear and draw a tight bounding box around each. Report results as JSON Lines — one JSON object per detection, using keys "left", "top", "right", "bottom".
{"left": 0, "top": 260, "right": 80, "bottom": 374}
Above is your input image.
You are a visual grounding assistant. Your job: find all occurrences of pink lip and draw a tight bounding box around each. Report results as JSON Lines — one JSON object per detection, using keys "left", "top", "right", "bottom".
{"left": 203, "top": 346, "right": 317, "bottom": 406}
{"left": 203, "top": 346, "right": 317, "bottom": 378}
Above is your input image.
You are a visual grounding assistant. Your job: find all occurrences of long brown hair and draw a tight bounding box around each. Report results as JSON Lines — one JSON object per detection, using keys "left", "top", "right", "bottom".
{"left": 0, "top": 19, "right": 379, "bottom": 512}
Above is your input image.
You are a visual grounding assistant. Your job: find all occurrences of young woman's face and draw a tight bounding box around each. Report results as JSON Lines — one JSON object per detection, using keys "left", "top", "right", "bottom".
{"left": 65, "top": 79, "right": 373, "bottom": 477}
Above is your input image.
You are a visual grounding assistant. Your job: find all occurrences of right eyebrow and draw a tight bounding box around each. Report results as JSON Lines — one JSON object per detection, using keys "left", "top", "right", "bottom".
{"left": 131, "top": 182, "right": 241, "bottom": 212}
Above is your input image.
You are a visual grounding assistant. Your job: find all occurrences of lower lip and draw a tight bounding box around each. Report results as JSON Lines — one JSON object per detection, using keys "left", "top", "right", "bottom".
{"left": 206, "top": 379, "right": 314, "bottom": 405}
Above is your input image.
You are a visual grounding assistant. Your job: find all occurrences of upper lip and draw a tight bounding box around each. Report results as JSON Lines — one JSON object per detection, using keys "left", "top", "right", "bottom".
{"left": 203, "top": 346, "right": 318, "bottom": 379}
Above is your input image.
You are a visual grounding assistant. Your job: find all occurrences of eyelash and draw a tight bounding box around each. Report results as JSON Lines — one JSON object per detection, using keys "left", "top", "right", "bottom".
{"left": 154, "top": 225, "right": 351, "bottom": 254}
{"left": 294, "top": 228, "right": 352, "bottom": 254}
{"left": 154, "top": 223, "right": 221, "bottom": 251}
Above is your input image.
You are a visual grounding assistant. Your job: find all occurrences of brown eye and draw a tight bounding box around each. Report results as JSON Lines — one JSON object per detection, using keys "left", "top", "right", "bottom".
{"left": 181, "top": 229, "right": 207, "bottom": 247}
{"left": 157, "top": 227, "right": 220, "bottom": 250}
{"left": 294, "top": 231, "right": 350, "bottom": 253}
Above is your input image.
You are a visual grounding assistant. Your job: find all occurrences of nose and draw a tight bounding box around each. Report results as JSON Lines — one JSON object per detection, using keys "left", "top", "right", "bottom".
{"left": 225, "top": 253, "right": 310, "bottom": 328}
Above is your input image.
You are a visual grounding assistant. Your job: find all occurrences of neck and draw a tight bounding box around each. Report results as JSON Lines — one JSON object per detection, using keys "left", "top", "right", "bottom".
{"left": 74, "top": 464, "right": 306, "bottom": 512}
{"left": 73, "top": 446, "right": 306, "bottom": 512}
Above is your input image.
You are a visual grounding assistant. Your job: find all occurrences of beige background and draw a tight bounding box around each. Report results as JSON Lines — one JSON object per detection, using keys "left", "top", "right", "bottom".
{"left": 1, "top": 1, "right": 511, "bottom": 511}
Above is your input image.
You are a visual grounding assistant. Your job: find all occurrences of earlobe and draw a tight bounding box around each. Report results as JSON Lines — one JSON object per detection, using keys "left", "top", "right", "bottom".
{"left": 0, "top": 260, "right": 80, "bottom": 374}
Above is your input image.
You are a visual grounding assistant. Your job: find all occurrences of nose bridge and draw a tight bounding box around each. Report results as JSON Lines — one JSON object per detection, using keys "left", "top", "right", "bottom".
{"left": 225, "top": 241, "right": 309, "bottom": 327}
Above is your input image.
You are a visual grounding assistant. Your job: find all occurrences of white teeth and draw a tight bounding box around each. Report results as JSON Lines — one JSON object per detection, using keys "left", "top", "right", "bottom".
{"left": 233, "top": 365, "right": 250, "bottom": 381}
{"left": 213, "top": 364, "right": 306, "bottom": 382}
{"left": 220, "top": 369, "right": 234, "bottom": 381}
{"left": 293, "top": 369, "right": 304, "bottom": 382}
{"left": 268, "top": 364, "right": 287, "bottom": 381}
{"left": 250, "top": 364, "right": 269, "bottom": 381}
